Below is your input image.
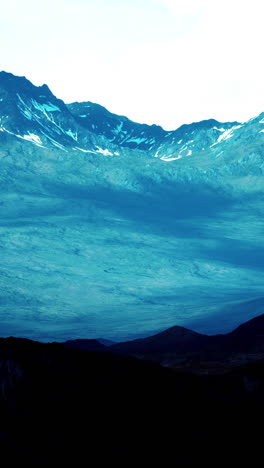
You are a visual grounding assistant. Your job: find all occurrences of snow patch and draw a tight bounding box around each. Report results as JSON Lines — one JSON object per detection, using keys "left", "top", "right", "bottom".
{"left": 0, "top": 126, "right": 44, "bottom": 147}
{"left": 75, "top": 147, "right": 96, "bottom": 153}
{"left": 65, "top": 129, "right": 78, "bottom": 141}
{"left": 51, "top": 141, "right": 67, "bottom": 150}
{"left": 31, "top": 99, "right": 61, "bottom": 112}
{"left": 17, "top": 94, "right": 34, "bottom": 120}
{"left": 259, "top": 129, "right": 264, "bottom": 133}
{"left": 213, "top": 127, "right": 226, "bottom": 132}
{"left": 95, "top": 147, "right": 113, "bottom": 156}
{"left": 39, "top": 131, "right": 67, "bottom": 151}
{"left": 21, "top": 109, "right": 33, "bottom": 120}
{"left": 148, "top": 138, "right": 156, "bottom": 145}
{"left": 125, "top": 137, "right": 147, "bottom": 144}
{"left": 113, "top": 121, "right": 124, "bottom": 134}
{"left": 211, "top": 125, "right": 242, "bottom": 146}
{"left": 21, "top": 133, "right": 42, "bottom": 145}
{"left": 161, "top": 155, "right": 182, "bottom": 161}
{"left": 0, "top": 126, "right": 15, "bottom": 135}
{"left": 177, "top": 139, "right": 182, "bottom": 144}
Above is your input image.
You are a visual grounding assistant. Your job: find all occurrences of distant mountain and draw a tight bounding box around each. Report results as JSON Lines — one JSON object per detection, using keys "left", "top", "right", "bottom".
{"left": 229, "top": 309, "right": 264, "bottom": 338}
{"left": 110, "top": 325, "right": 210, "bottom": 354}
{"left": 226, "top": 309, "right": 264, "bottom": 352}
{"left": 110, "top": 307, "right": 264, "bottom": 373}
{"left": 1, "top": 69, "right": 263, "bottom": 174}
{"left": 59, "top": 311, "right": 264, "bottom": 373}
{"left": 1, "top": 70, "right": 255, "bottom": 161}
{"left": 97, "top": 338, "right": 116, "bottom": 346}
{"left": 0, "top": 70, "right": 264, "bottom": 342}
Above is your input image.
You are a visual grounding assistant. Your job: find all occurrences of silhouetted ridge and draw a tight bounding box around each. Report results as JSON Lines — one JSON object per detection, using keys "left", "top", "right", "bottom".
{"left": 64, "top": 338, "right": 106, "bottom": 352}
{"left": 230, "top": 312, "right": 264, "bottom": 337}
{"left": 109, "top": 312, "right": 264, "bottom": 371}
{"left": 111, "top": 325, "right": 210, "bottom": 354}
{"left": 177, "top": 118, "right": 240, "bottom": 133}
{"left": 0, "top": 71, "right": 52, "bottom": 97}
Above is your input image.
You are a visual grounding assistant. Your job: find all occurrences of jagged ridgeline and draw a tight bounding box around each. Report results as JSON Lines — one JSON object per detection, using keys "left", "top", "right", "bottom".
{"left": 0, "top": 71, "right": 264, "bottom": 341}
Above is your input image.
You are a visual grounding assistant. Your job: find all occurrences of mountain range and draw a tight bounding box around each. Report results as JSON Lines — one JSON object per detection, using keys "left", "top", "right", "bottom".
{"left": 0, "top": 70, "right": 264, "bottom": 341}
{"left": 66, "top": 306, "right": 264, "bottom": 373}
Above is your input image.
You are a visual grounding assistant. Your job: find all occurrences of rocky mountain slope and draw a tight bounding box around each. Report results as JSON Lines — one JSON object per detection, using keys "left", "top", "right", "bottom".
{"left": 2, "top": 70, "right": 264, "bottom": 163}
{"left": 0, "top": 71, "right": 264, "bottom": 341}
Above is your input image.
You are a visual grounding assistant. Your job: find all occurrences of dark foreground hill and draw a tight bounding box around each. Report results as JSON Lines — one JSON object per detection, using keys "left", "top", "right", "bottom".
{"left": 1, "top": 334, "right": 264, "bottom": 464}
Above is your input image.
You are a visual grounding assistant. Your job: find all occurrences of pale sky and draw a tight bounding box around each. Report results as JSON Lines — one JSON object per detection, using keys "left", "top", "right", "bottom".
{"left": 1, "top": 0, "right": 264, "bottom": 129}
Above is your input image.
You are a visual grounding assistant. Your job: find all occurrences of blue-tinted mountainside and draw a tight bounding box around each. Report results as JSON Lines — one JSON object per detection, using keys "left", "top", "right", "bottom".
{"left": 0, "top": 71, "right": 264, "bottom": 341}
{"left": 67, "top": 101, "right": 167, "bottom": 150}
{"left": 0, "top": 70, "right": 245, "bottom": 157}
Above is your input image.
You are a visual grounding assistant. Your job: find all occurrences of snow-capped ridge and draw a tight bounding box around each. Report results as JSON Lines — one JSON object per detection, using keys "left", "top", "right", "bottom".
{"left": 0, "top": 71, "right": 264, "bottom": 164}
